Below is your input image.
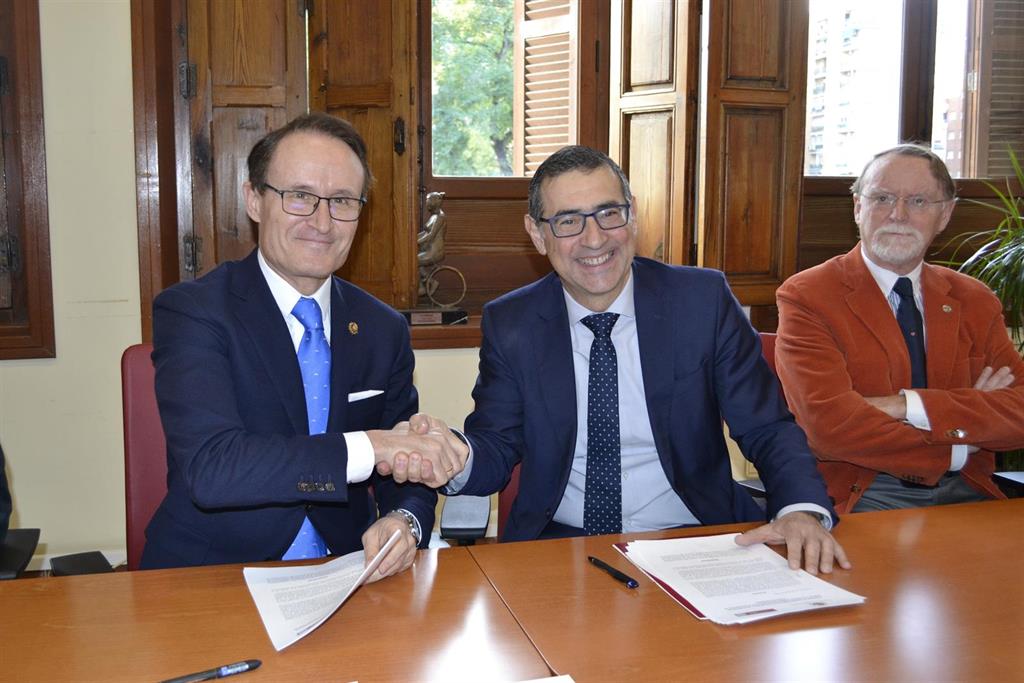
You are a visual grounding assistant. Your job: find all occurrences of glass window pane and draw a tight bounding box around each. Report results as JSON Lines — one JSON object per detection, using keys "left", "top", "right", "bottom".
{"left": 931, "top": 0, "right": 970, "bottom": 178}
{"left": 431, "top": 0, "right": 514, "bottom": 178}
{"left": 804, "top": 1, "right": 905, "bottom": 176}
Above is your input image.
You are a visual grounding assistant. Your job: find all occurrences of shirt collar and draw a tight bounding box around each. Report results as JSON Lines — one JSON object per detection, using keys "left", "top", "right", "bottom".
{"left": 257, "top": 249, "right": 332, "bottom": 325}
{"left": 563, "top": 270, "right": 635, "bottom": 324}
{"left": 860, "top": 243, "right": 923, "bottom": 299}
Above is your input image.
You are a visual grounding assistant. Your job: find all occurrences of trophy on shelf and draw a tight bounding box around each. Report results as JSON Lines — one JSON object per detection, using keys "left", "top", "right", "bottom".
{"left": 402, "top": 191, "right": 468, "bottom": 326}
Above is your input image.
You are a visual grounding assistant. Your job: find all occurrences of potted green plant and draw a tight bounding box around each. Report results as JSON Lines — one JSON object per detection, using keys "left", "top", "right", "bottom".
{"left": 946, "top": 147, "right": 1024, "bottom": 473}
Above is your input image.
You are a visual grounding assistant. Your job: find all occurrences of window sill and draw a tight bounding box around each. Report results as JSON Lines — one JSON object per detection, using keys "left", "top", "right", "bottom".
{"left": 411, "top": 316, "right": 482, "bottom": 350}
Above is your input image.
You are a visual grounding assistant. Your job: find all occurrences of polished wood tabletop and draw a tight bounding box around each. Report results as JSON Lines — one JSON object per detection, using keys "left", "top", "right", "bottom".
{"left": 469, "top": 499, "right": 1024, "bottom": 682}
{"left": 0, "top": 547, "right": 550, "bottom": 683}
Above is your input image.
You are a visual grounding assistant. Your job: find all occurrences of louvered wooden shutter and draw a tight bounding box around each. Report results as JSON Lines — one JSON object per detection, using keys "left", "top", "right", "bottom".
{"left": 513, "top": 0, "right": 579, "bottom": 175}
{"left": 981, "top": 0, "right": 1024, "bottom": 176}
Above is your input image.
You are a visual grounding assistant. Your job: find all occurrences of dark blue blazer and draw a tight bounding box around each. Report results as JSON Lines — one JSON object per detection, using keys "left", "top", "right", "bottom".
{"left": 460, "top": 258, "right": 834, "bottom": 541}
{"left": 141, "top": 251, "right": 434, "bottom": 568}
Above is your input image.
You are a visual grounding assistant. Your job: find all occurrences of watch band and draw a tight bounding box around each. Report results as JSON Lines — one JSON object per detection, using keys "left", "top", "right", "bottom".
{"left": 389, "top": 508, "right": 421, "bottom": 544}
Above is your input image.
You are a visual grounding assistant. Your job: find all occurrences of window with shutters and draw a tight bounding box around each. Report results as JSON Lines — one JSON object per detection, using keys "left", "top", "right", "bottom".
{"left": 418, "top": 0, "right": 607, "bottom": 316}
{"left": 803, "top": 0, "right": 1024, "bottom": 179}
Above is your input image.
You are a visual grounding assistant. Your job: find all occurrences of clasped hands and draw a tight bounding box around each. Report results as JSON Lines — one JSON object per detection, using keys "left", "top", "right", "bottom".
{"left": 368, "top": 413, "right": 468, "bottom": 488}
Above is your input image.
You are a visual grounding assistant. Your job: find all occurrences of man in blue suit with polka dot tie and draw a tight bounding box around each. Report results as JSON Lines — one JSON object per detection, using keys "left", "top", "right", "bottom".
{"left": 445, "top": 146, "right": 850, "bottom": 575}
{"left": 142, "top": 114, "right": 467, "bottom": 571}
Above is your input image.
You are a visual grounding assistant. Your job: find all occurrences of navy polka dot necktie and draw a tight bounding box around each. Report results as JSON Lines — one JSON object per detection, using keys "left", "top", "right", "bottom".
{"left": 893, "top": 277, "right": 927, "bottom": 388}
{"left": 282, "top": 297, "right": 329, "bottom": 560}
{"left": 581, "top": 312, "right": 622, "bottom": 536}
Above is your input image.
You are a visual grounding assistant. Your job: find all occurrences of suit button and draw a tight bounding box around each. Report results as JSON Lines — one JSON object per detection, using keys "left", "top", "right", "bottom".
{"left": 325, "top": 482, "right": 336, "bottom": 492}
{"left": 946, "top": 428, "right": 967, "bottom": 439}
{"left": 850, "top": 484, "right": 861, "bottom": 492}
{"left": 297, "top": 482, "right": 311, "bottom": 493}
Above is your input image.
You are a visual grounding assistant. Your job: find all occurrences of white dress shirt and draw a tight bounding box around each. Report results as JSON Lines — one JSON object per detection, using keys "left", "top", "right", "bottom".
{"left": 860, "top": 245, "right": 968, "bottom": 470}
{"left": 257, "top": 251, "right": 375, "bottom": 483}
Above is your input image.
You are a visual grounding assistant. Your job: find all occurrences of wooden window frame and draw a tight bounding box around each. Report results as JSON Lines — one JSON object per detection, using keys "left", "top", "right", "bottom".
{"left": 0, "top": 0, "right": 54, "bottom": 359}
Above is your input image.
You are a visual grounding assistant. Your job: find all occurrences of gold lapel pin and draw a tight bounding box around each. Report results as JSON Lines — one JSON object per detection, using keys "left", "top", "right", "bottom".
{"left": 348, "top": 321, "right": 359, "bottom": 335}
{"left": 942, "top": 304, "right": 952, "bottom": 313}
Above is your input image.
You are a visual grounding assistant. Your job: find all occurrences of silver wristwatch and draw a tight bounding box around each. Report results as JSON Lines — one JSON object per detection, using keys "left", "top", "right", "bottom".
{"left": 389, "top": 508, "right": 422, "bottom": 544}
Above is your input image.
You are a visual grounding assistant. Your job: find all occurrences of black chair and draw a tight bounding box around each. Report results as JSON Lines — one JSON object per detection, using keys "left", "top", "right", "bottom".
{"left": 0, "top": 528, "right": 40, "bottom": 579}
{"left": 439, "top": 494, "right": 490, "bottom": 545}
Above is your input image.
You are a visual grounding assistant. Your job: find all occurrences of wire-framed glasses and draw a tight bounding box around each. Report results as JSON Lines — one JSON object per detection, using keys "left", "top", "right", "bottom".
{"left": 263, "top": 184, "right": 366, "bottom": 222}
{"left": 536, "top": 204, "right": 632, "bottom": 238}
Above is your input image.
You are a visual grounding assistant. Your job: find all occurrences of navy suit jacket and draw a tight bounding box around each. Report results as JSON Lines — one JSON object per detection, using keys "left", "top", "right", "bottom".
{"left": 141, "top": 250, "right": 435, "bottom": 568}
{"left": 460, "top": 258, "right": 834, "bottom": 541}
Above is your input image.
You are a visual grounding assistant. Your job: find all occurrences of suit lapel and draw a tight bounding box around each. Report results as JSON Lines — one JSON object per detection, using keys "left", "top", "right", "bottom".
{"left": 231, "top": 251, "right": 309, "bottom": 435}
{"left": 921, "top": 264, "right": 959, "bottom": 389}
{"left": 632, "top": 262, "right": 675, "bottom": 473}
{"left": 841, "top": 247, "right": 914, "bottom": 390}
{"left": 532, "top": 274, "right": 578, "bottom": 470}
{"left": 326, "top": 278, "right": 351, "bottom": 432}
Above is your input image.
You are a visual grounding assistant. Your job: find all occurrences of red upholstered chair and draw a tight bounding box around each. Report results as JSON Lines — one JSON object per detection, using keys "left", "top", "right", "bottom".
{"left": 121, "top": 343, "right": 167, "bottom": 570}
{"left": 759, "top": 331, "right": 777, "bottom": 373}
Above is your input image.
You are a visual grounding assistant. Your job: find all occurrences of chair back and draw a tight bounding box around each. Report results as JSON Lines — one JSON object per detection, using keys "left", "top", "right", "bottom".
{"left": 121, "top": 343, "right": 167, "bottom": 570}
{"left": 759, "top": 331, "right": 777, "bottom": 373}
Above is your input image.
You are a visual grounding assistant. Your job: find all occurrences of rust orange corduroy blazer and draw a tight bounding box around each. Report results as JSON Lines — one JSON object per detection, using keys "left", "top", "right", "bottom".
{"left": 775, "top": 244, "right": 1024, "bottom": 513}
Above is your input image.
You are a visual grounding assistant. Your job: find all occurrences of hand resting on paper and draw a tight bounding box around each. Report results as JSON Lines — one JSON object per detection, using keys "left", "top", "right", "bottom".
{"left": 735, "top": 511, "right": 851, "bottom": 576}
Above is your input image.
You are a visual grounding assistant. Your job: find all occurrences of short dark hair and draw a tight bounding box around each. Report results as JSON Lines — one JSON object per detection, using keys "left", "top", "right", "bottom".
{"left": 528, "top": 145, "right": 633, "bottom": 219}
{"left": 247, "top": 112, "right": 374, "bottom": 197}
{"left": 850, "top": 144, "right": 955, "bottom": 199}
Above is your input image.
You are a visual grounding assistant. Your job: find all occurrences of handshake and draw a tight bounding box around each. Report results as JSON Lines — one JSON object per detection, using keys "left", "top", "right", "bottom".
{"left": 367, "top": 414, "right": 469, "bottom": 488}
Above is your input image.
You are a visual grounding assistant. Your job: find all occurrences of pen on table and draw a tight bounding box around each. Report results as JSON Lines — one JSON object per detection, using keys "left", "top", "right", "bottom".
{"left": 588, "top": 555, "right": 639, "bottom": 589}
{"left": 160, "top": 659, "right": 261, "bottom": 683}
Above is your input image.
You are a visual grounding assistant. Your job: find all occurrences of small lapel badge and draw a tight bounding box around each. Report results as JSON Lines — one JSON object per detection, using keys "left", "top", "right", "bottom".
{"left": 942, "top": 304, "right": 952, "bottom": 313}
{"left": 348, "top": 321, "right": 359, "bottom": 335}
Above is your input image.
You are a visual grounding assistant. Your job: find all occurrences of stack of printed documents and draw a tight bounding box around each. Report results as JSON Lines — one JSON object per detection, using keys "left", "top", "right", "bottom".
{"left": 615, "top": 533, "right": 864, "bottom": 625}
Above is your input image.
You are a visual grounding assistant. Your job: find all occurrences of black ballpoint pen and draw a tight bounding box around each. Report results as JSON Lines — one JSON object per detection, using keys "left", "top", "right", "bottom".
{"left": 588, "top": 555, "right": 639, "bottom": 589}
{"left": 160, "top": 659, "right": 262, "bottom": 683}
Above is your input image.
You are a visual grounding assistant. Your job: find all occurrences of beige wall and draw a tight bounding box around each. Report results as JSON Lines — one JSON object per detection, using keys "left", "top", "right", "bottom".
{"left": 0, "top": 1, "right": 139, "bottom": 564}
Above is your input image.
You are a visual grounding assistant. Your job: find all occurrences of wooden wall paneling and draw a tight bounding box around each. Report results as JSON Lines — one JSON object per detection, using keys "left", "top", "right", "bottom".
{"left": 311, "top": 0, "right": 418, "bottom": 309}
{"left": 131, "top": 0, "right": 181, "bottom": 342}
{"left": 183, "top": 0, "right": 305, "bottom": 279}
{"left": 700, "top": 0, "right": 808, "bottom": 305}
{"left": 608, "top": 0, "right": 699, "bottom": 266}
{"left": 0, "top": 0, "right": 54, "bottom": 358}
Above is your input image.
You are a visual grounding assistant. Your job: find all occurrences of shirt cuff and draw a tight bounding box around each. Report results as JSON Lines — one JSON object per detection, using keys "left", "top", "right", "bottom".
{"left": 344, "top": 431, "right": 374, "bottom": 483}
{"left": 900, "top": 389, "right": 931, "bottom": 430}
{"left": 775, "top": 503, "right": 833, "bottom": 531}
{"left": 443, "top": 429, "right": 474, "bottom": 494}
{"left": 950, "top": 444, "right": 968, "bottom": 471}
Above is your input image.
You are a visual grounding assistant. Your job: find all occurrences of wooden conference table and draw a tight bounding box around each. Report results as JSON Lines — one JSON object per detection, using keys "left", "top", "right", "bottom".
{"left": 1, "top": 499, "right": 1020, "bottom": 682}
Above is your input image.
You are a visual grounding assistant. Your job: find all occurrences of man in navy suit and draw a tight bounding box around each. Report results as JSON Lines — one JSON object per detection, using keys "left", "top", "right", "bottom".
{"left": 143, "top": 113, "right": 467, "bottom": 571}
{"left": 446, "top": 146, "right": 849, "bottom": 574}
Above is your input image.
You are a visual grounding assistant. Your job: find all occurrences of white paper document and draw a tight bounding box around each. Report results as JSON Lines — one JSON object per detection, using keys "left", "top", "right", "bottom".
{"left": 617, "top": 533, "right": 864, "bottom": 625}
{"left": 243, "top": 529, "right": 400, "bottom": 650}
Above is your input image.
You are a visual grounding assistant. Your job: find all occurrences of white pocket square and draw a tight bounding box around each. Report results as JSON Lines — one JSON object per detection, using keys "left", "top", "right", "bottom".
{"left": 348, "top": 389, "right": 384, "bottom": 402}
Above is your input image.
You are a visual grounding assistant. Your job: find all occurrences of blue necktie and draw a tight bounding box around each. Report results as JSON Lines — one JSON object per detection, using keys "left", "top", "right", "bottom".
{"left": 282, "top": 297, "right": 330, "bottom": 560}
{"left": 893, "top": 277, "right": 927, "bottom": 388}
{"left": 581, "top": 312, "right": 622, "bottom": 535}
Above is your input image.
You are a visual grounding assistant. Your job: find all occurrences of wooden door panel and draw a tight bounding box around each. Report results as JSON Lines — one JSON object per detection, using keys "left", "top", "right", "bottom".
{"left": 625, "top": 111, "right": 673, "bottom": 261}
{"left": 700, "top": 0, "right": 807, "bottom": 305}
{"left": 311, "top": 0, "right": 417, "bottom": 309}
{"left": 609, "top": 0, "right": 698, "bottom": 266}
{"left": 182, "top": 0, "right": 305, "bottom": 278}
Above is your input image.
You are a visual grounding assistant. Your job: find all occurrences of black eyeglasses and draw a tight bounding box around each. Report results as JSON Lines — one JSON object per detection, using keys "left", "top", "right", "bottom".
{"left": 535, "top": 204, "right": 632, "bottom": 238}
{"left": 263, "top": 184, "right": 366, "bottom": 222}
